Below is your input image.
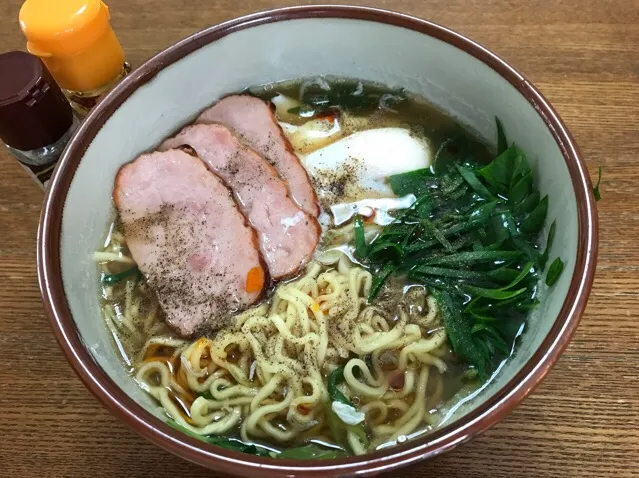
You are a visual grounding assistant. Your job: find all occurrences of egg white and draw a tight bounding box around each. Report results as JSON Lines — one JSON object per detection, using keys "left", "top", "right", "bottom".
{"left": 302, "top": 127, "right": 432, "bottom": 199}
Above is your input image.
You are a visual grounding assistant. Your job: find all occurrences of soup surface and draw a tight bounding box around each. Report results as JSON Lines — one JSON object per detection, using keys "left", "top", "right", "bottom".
{"left": 96, "top": 78, "right": 561, "bottom": 458}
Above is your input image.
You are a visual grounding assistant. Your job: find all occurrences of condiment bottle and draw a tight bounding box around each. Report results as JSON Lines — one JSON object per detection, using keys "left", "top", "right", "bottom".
{"left": 19, "top": 0, "right": 131, "bottom": 117}
{"left": 0, "top": 51, "right": 79, "bottom": 189}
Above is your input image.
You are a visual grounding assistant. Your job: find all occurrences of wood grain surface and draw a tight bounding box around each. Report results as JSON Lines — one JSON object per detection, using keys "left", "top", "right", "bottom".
{"left": 0, "top": 0, "right": 637, "bottom": 477}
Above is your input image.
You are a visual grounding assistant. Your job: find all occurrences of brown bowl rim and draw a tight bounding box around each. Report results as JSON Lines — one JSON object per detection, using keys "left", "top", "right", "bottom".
{"left": 37, "top": 5, "right": 599, "bottom": 477}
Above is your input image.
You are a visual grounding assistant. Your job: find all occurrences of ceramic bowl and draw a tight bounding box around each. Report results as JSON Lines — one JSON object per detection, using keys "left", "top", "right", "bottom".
{"left": 38, "top": 5, "right": 598, "bottom": 477}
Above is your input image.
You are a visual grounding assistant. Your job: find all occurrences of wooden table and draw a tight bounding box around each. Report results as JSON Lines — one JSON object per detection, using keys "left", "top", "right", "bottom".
{"left": 1, "top": 0, "right": 637, "bottom": 476}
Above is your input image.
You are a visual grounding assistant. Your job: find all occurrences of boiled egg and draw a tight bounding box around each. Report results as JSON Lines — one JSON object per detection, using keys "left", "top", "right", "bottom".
{"left": 280, "top": 115, "right": 344, "bottom": 154}
{"left": 271, "top": 94, "right": 305, "bottom": 123}
{"left": 302, "top": 127, "right": 432, "bottom": 202}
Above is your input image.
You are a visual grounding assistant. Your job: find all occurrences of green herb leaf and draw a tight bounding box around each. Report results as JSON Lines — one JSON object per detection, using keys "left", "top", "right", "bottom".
{"left": 593, "top": 166, "right": 602, "bottom": 201}
{"left": 433, "top": 289, "right": 490, "bottom": 380}
{"left": 514, "top": 190, "right": 540, "bottom": 216}
{"left": 425, "top": 250, "right": 522, "bottom": 267}
{"left": 411, "top": 266, "right": 488, "bottom": 281}
{"left": 353, "top": 216, "right": 368, "bottom": 259}
{"left": 367, "top": 240, "right": 403, "bottom": 259}
{"left": 349, "top": 118, "right": 553, "bottom": 380}
{"left": 468, "top": 293, "right": 531, "bottom": 313}
{"left": 479, "top": 146, "right": 516, "bottom": 192}
{"left": 468, "top": 310, "right": 501, "bottom": 322}
{"left": 509, "top": 149, "right": 531, "bottom": 189}
{"left": 287, "top": 105, "right": 316, "bottom": 117}
{"left": 472, "top": 325, "right": 510, "bottom": 354}
{"left": 468, "top": 201, "right": 498, "bottom": 227}
{"left": 368, "top": 262, "right": 394, "bottom": 301}
{"left": 540, "top": 221, "right": 556, "bottom": 270}
{"left": 388, "top": 168, "right": 433, "bottom": 196}
{"left": 509, "top": 172, "right": 533, "bottom": 205}
{"left": 545, "top": 257, "right": 564, "bottom": 286}
{"left": 325, "top": 367, "right": 368, "bottom": 455}
{"left": 463, "top": 285, "right": 527, "bottom": 300}
{"left": 511, "top": 236, "right": 542, "bottom": 264}
{"left": 520, "top": 195, "right": 548, "bottom": 234}
{"left": 300, "top": 81, "right": 406, "bottom": 115}
{"left": 496, "top": 117, "right": 508, "bottom": 155}
{"left": 327, "top": 365, "right": 351, "bottom": 406}
{"left": 421, "top": 218, "right": 454, "bottom": 252}
{"left": 498, "top": 262, "right": 534, "bottom": 290}
{"left": 166, "top": 419, "right": 271, "bottom": 456}
{"left": 277, "top": 444, "right": 347, "bottom": 460}
{"left": 101, "top": 267, "right": 140, "bottom": 285}
{"left": 456, "top": 165, "right": 495, "bottom": 200}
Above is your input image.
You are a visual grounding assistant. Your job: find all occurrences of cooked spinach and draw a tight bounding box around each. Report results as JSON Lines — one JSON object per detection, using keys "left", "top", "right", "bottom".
{"left": 167, "top": 419, "right": 271, "bottom": 456}
{"left": 327, "top": 364, "right": 351, "bottom": 406}
{"left": 277, "top": 444, "right": 347, "bottom": 460}
{"left": 167, "top": 419, "right": 347, "bottom": 459}
{"left": 546, "top": 257, "right": 565, "bottom": 287}
{"left": 288, "top": 80, "right": 407, "bottom": 118}
{"left": 100, "top": 267, "right": 140, "bottom": 285}
{"left": 326, "top": 365, "right": 369, "bottom": 451}
{"left": 351, "top": 118, "right": 564, "bottom": 379}
{"left": 496, "top": 117, "right": 508, "bottom": 155}
{"left": 593, "top": 166, "right": 602, "bottom": 201}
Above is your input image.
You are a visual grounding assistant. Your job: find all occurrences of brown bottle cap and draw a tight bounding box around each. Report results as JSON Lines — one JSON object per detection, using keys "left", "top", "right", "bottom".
{"left": 0, "top": 51, "right": 73, "bottom": 151}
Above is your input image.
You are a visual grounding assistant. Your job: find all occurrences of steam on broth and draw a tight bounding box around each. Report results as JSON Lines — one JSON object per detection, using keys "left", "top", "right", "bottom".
{"left": 96, "top": 78, "right": 562, "bottom": 458}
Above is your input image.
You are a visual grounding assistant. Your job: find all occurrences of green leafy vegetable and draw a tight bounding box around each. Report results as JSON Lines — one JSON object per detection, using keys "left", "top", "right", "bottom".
{"left": 496, "top": 116, "right": 508, "bottom": 155}
{"left": 593, "top": 166, "right": 602, "bottom": 201}
{"left": 349, "top": 117, "right": 563, "bottom": 380}
{"left": 456, "top": 165, "right": 495, "bottom": 200}
{"left": 287, "top": 105, "right": 316, "bottom": 117}
{"left": 434, "top": 289, "right": 490, "bottom": 380}
{"left": 509, "top": 172, "right": 533, "bottom": 205}
{"left": 290, "top": 81, "right": 406, "bottom": 118}
{"left": 514, "top": 190, "right": 540, "bottom": 216}
{"left": 167, "top": 420, "right": 271, "bottom": 456}
{"left": 546, "top": 257, "right": 564, "bottom": 286}
{"left": 388, "top": 168, "right": 433, "bottom": 196}
{"left": 412, "top": 266, "right": 488, "bottom": 281}
{"left": 353, "top": 216, "right": 368, "bottom": 259}
{"left": 424, "top": 250, "right": 522, "bottom": 267}
{"left": 501, "top": 262, "right": 533, "bottom": 290}
{"left": 325, "top": 366, "right": 369, "bottom": 453}
{"left": 540, "top": 221, "right": 556, "bottom": 269}
{"left": 368, "top": 263, "right": 394, "bottom": 301}
{"left": 520, "top": 196, "right": 548, "bottom": 234}
{"left": 327, "top": 364, "right": 351, "bottom": 406}
{"left": 168, "top": 419, "right": 347, "bottom": 459}
{"left": 277, "top": 444, "right": 347, "bottom": 460}
{"left": 101, "top": 267, "right": 140, "bottom": 285}
{"left": 462, "top": 285, "right": 527, "bottom": 300}
{"left": 479, "top": 147, "right": 515, "bottom": 192}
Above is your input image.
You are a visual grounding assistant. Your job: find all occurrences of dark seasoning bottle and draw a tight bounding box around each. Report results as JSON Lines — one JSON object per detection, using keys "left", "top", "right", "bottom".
{"left": 0, "top": 51, "right": 79, "bottom": 189}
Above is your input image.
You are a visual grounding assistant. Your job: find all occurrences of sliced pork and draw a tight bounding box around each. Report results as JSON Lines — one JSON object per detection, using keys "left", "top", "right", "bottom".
{"left": 196, "top": 94, "right": 320, "bottom": 217}
{"left": 161, "top": 123, "right": 320, "bottom": 279}
{"left": 114, "top": 149, "right": 265, "bottom": 336}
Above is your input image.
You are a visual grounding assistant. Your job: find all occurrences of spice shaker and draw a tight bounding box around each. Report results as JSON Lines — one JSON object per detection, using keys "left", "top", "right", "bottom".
{"left": 0, "top": 51, "right": 79, "bottom": 189}
{"left": 19, "top": 0, "right": 131, "bottom": 117}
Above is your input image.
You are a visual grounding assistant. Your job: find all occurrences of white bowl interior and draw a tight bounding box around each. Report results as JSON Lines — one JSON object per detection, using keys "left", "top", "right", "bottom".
{"left": 60, "top": 17, "right": 578, "bottom": 431}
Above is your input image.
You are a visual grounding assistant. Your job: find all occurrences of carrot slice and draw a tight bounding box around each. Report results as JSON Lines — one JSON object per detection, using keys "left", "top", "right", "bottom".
{"left": 245, "top": 266, "right": 265, "bottom": 293}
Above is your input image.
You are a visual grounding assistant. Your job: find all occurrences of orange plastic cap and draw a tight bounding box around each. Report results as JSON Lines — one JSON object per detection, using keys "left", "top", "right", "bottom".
{"left": 19, "top": 0, "right": 125, "bottom": 92}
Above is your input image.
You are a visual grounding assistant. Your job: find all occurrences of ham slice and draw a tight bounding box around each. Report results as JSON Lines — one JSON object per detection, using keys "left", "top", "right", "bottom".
{"left": 196, "top": 94, "right": 320, "bottom": 217}
{"left": 160, "top": 123, "right": 320, "bottom": 279}
{"left": 113, "top": 149, "right": 265, "bottom": 336}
